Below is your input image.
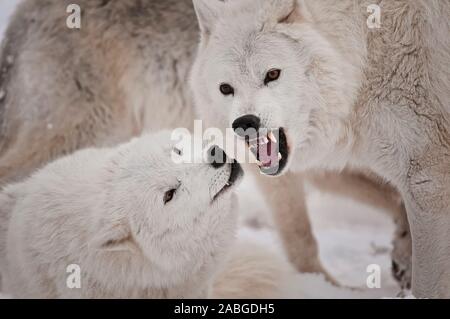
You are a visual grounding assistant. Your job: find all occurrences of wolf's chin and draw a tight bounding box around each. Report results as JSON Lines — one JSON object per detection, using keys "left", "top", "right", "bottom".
{"left": 212, "top": 161, "right": 243, "bottom": 202}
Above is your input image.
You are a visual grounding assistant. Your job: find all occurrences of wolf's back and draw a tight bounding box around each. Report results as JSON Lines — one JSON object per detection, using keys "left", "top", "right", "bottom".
{"left": 0, "top": 0, "right": 198, "bottom": 185}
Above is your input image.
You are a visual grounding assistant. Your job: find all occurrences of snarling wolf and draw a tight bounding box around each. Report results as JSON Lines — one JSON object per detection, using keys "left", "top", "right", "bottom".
{"left": 191, "top": 0, "right": 450, "bottom": 298}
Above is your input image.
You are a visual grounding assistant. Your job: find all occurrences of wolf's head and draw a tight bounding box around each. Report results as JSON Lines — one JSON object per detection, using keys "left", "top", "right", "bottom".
{"left": 191, "top": 0, "right": 360, "bottom": 176}
{"left": 91, "top": 131, "right": 243, "bottom": 287}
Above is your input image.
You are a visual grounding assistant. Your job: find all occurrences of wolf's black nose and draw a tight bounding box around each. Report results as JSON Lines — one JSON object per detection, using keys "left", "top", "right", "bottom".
{"left": 208, "top": 145, "right": 227, "bottom": 169}
{"left": 232, "top": 115, "right": 261, "bottom": 138}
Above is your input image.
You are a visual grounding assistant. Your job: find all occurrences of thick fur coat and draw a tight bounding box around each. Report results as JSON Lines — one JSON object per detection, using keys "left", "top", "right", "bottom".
{"left": 0, "top": 132, "right": 242, "bottom": 298}
{"left": 1, "top": 0, "right": 437, "bottom": 296}
{"left": 0, "top": 0, "right": 334, "bottom": 283}
{"left": 191, "top": 0, "right": 450, "bottom": 298}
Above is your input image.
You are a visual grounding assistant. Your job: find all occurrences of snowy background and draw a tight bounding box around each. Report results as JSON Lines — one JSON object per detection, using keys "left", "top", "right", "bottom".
{"left": 0, "top": 0, "right": 401, "bottom": 298}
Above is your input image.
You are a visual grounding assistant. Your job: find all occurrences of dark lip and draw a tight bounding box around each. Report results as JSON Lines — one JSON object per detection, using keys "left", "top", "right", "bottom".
{"left": 260, "top": 127, "right": 289, "bottom": 176}
{"left": 212, "top": 161, "right": 243, "bottom": 202}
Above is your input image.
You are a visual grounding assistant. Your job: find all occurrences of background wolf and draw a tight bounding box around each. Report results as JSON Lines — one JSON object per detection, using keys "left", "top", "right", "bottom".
{"left": 0, "top": 0, "right": 410, "bottom": 290}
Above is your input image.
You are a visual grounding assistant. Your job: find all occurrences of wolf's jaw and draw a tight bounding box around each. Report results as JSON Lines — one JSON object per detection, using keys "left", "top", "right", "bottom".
{"left": 211, "top": 161, "right": 243, "bottom": 202}
{"left": 246, "top": 128, "right": 289, "bottom": 176}
{"left": 248, "top": 131, "right": 282, "bottom": 168}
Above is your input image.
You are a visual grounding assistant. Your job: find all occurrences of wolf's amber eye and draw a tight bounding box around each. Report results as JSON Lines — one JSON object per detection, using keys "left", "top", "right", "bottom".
{"left": 219, "top": 83, "right": 234, "bottom": 96}
{"left": 264, "top": 69, "right": 281, "bottom": 85}
{"left": 164, "top": 189, "right": 177, "bottom": 205}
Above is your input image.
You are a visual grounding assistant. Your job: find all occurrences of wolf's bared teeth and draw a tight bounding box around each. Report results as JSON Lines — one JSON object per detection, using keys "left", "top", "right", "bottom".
{"left": 260, "top": 136, "right": 269, "bottom": 145}
{"left": 268, "top": 131, "right": 277, "bottom": 143}
{"left": 278, "top": 152, "right": 283, "bottom": 161}
{"left": 256, "top": 159, "right": 263, "bottom": 166}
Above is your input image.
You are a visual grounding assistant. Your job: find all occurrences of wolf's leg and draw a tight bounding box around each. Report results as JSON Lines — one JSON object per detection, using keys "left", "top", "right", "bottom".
{"left": 391, "top": 203, "right": 412, "bottom": 291}
{"left": 405, "top": 158, "right": 450, "bottom": 298}
{"left": 306, "top": 170, "right": 413, "bottom": 289}
{"left": 305, "top": 170, "right": 403, "bottom": 216}
{"left": 404, "top": 200, "right": 450, "bottom": 298}
{"left": 250, "top": 167, "right": 336, "bottom": 283}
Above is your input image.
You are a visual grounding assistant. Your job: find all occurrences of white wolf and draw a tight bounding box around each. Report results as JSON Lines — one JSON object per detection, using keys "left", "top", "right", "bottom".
{"left": 0, "top": 131, "right": 247, "bottom": 298}
{"left": 1, "top": 0, "right": 412, "bottom": 290}
{"left": 0, "top": 0, "right": 332, "bottom": 282}
{"left": 191, "top": 0, "right": 450, "bottom": 298}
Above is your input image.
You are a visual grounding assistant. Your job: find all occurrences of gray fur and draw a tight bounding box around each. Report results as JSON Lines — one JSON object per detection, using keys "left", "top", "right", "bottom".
{"left": 0, "top": 0, "right": 198, "bottom": 185}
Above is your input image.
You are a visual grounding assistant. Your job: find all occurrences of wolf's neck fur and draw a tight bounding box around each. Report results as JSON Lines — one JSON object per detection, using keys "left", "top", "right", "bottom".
{"left": 305, "top": 0, "right": 450, "bottom": 187}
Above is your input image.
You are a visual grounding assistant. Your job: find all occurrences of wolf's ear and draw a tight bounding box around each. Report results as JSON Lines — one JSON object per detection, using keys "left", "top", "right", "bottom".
{"left": 261, "top": 0, "right": 304, "bottom": 27}
{"left": 277, "top": 0, "right": 304, "bottom": 24}
{"left": 90, "top": 219, "right": 139, "bottom": 253}
{"left": 193, "top": 0, "right": 226, "bottom": 41}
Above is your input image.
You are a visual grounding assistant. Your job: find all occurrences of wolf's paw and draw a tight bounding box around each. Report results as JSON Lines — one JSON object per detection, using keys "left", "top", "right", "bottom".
{"left": 391, "top": 218, "right": 412, "bottom": 290}
{"left": 391, "top": 259, "right": 411, "bottom": 290}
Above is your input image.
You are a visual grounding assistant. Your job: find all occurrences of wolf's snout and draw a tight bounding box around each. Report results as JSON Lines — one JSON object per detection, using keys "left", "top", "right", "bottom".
{"left": 207, "top": 145, "right": 227, "bottom": 169}
{"left": 232, "top": 115, "right": 261, "bottom": 138}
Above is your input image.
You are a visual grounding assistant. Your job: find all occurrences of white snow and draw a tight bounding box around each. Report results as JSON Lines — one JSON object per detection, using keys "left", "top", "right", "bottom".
{"left": 236, "top": 177, "right": 400, "bottom": 298}
{"left": 0, "top": 0, "right": 402, "bottom": 299}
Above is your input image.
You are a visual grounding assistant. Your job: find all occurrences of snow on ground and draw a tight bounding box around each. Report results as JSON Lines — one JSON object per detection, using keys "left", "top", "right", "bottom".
{"left": 237, "top": 177, "right": 399, "bottom": 298}
{"left": 0, "top": 0, "right": 401, "bottom": 298}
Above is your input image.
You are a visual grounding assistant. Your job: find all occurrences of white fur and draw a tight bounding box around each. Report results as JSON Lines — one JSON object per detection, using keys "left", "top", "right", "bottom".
{"left": 191, "top": 0, "right": 360, "bottom": 171}
{"left": 191, "top": 0, "right": 450, "bottom": 298}
{"left": 0, "top": 131, "right": 239, "bottom": 298}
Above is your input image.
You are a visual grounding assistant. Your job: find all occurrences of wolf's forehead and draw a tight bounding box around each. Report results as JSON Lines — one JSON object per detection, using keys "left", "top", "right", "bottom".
{"left": 213, "top": 30, "right": 287, "bottom": 70}
{"left": 209, "top": 39, "right": 259, "bottom": 78}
